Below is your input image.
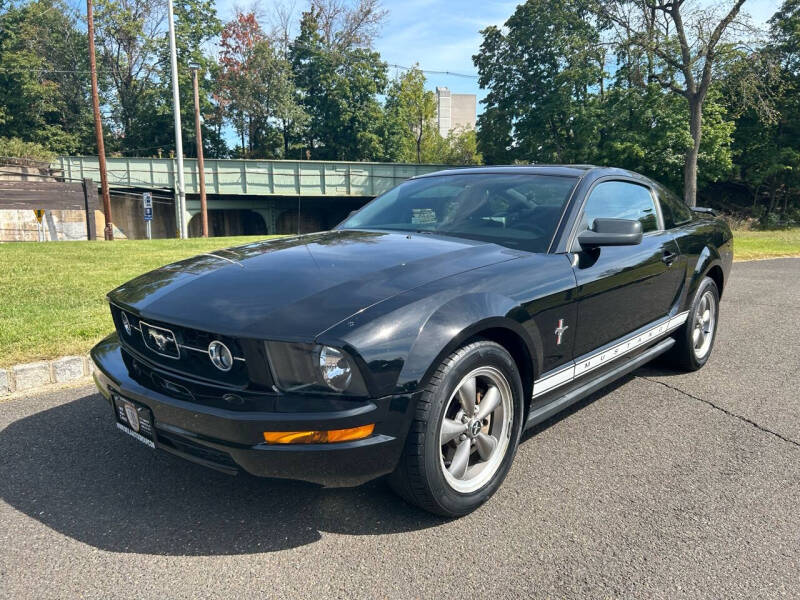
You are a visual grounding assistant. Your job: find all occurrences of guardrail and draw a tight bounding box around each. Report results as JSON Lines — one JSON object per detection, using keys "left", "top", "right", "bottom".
{"left": 54, "top": 157, "right": 449, "bottom": 197}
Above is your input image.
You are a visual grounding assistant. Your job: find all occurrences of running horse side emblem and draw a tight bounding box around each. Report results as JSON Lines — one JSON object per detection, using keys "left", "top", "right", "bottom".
{"left": 554, "top": 319, "right": 569, "bottom": 345}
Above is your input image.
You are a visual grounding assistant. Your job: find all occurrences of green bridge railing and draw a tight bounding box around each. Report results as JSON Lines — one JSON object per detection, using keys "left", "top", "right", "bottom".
{"left": 54, "top": 157, "right": 449, "bottom": 197}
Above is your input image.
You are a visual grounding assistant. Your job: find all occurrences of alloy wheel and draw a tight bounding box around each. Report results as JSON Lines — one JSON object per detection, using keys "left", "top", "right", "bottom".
{"left": 692, "top": 290, "right": 717, "bottom": 359}
{"left": 439, "top": 366, "right": 513, "bottom": 493}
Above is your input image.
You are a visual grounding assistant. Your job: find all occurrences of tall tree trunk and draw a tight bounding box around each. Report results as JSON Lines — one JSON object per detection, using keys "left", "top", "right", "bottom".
{"left": 767, "top": 179, "right": 777, "bottom": 216}
{"left": 683, "top": 97, "right": 702, "bottom": 207}
{"left": 416, "top": 117, "right": 422, "bottom": 164}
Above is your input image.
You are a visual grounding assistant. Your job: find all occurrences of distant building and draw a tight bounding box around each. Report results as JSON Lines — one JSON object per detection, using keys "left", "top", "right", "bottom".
{"left": 435, "top": 87, "right": 477, "bottom": 137}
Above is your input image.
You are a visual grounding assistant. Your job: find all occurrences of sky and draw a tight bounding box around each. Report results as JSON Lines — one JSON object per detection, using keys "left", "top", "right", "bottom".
{"left": 215, "top": 0, "right": 782, "bottom": 113}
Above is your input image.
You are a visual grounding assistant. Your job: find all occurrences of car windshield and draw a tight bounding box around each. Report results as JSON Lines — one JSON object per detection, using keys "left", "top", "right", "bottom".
{"left": 338, "top": 173, "right": 577, "bottom": 253}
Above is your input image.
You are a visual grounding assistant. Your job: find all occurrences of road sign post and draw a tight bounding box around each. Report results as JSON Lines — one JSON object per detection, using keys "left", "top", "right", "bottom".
{"left": 143, "top": 192, "right": 153, "bottom": 240}
{"left": 34, "top": 209, "right": 45, "bottom": 241}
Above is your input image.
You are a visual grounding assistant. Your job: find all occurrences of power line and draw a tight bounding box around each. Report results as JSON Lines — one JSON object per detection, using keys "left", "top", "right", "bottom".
{"left": 0, "top": 63, "right": 481, "bottom": 79}
{"left": 387, "top": 63, "right": 478, "bottom": 80}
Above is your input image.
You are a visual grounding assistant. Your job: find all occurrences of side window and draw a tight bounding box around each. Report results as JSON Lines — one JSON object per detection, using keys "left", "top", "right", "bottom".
{"left": 655, "top": 184, "right": 692, "bottom": 228}
{"left": 580, "top": 181, "right": 659, "bottom": 233}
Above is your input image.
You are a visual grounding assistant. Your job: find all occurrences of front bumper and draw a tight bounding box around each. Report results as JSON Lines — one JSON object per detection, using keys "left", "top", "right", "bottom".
{"left": 90, "top": 334, "right": 414, "bottom": 486}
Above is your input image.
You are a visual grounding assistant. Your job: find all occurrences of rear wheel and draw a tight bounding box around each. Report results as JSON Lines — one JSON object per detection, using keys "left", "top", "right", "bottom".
{"left": 389, "top": 340, "right": 524, "bottom": 517}
{"left": 667, "top": 276, "right": 720, "bottom": 371}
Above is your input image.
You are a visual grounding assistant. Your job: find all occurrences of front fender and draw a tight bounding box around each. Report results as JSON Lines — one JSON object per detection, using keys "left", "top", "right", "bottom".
{"left": 399, "top": 293, "right": 537, "bottom": 394}
{"left": 319, "top": 253, "right": 575, "bottom": 398}
{"left": 319, "top": 288, "right": 535, "bottom": 397}
{"left": 686, "top": 245, "right": 722, "bottom": 306}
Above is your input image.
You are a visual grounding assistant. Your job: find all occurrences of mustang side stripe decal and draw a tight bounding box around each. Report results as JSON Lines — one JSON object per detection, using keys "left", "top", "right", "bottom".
{"left": 532, "top": 311, "right": 689, "bottom": 398}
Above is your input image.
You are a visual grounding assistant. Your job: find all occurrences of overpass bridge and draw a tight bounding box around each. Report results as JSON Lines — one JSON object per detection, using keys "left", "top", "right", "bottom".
{"left": 53, "top": 157, "right": 448, "bottom": 237}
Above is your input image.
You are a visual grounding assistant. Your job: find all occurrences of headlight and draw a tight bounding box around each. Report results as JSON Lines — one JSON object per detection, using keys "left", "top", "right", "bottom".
{"left": 318, "top": 346, "right": 352, "bottom": 391}
{"left": 265, "top": 341, "right": 367, "bottom": 395}
{"left": 121, "top": 312, "right": 132, "bottom": 335}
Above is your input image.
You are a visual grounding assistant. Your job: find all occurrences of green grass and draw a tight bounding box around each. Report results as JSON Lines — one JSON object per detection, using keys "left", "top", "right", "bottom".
{"left": 733, "top": 228, "right": 800, "bottom": 262}
{"left": 1, "top": 228, "right": 798, "bottom": 368}
{"left": 0, "top": 236, "right": 276, "bottom": 367}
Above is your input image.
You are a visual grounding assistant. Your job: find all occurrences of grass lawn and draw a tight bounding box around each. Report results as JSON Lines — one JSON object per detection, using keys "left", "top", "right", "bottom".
{"left": 0, "top": 236, "right": 275, "bottom": 367}
{"left": 1, "top": 228, "right": 798, "bottom": 368}
{"left": 732, "top": 228, "right": 800, "bottom": 262}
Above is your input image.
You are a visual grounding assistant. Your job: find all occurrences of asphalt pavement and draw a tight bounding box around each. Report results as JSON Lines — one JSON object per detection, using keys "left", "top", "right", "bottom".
{"left": 1, "top": 258, "right": 799, "bottom": 599}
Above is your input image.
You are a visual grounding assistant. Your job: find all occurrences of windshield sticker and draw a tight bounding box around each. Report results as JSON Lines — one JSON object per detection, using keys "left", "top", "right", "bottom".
{"left": 411, "top": 208, "right": 437, "bottom": 224}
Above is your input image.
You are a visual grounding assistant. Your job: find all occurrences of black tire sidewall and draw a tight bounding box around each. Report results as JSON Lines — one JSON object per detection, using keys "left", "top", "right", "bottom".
{"left": 422, "top": 342, "right": 524, "bottom": 516}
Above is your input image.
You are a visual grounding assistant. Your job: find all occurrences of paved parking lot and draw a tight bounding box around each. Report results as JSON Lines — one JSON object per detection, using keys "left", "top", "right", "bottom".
{"left": 1, "top": 258, "right": 799, "bottom": 599}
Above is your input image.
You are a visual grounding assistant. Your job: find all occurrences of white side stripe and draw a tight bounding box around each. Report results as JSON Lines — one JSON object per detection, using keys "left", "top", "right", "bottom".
{"left": 532, "top": 364, "right": 575, "bottom": 396}
{"left": 532, "top": 311, "right": 689, "bottom": 398}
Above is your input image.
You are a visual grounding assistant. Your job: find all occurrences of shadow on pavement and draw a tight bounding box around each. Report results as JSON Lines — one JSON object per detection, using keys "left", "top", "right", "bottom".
{"left": 521, "top": 373, "right": 635, "bottom": 442}
{"left": 1, "top": 368, "right": 655, "bottom": 556}
{"left": 0, "top": 392, "right": 445, "bottom": 556}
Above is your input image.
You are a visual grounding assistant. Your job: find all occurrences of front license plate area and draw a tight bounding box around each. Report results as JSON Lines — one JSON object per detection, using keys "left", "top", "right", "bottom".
{"left": 113, "top": 394, "right": 156, "bottom": 449}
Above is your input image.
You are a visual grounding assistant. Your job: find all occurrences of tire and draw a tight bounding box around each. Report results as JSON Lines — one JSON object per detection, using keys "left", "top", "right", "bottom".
{"left": 388, "top": 340, "right": 524, "bottom": 517}
{"left": 667, "top": 276, "right": 720, "bottom": 371}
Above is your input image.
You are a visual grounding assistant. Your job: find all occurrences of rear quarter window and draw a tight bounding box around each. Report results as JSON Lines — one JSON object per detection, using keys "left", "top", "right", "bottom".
{"left": 656, "top": 184, "right": 693, "bottom": 228}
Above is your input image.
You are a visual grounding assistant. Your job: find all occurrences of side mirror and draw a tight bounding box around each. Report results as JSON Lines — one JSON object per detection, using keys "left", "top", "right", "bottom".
{"left": 577, "top": 218, "right": 643, "bottom": 249}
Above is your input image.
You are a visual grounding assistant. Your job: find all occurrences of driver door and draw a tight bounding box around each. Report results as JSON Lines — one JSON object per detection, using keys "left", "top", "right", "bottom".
{"left": 570, "top": 180, "right": 683, "bottom": 357}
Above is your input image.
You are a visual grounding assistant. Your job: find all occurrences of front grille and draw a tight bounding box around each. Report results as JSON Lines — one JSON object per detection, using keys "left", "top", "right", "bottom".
{"left": 121, "top": 349, "right": 277, "bottom": 412}
{"left": 110, "top": 303, "right": 265, "bottom": 388}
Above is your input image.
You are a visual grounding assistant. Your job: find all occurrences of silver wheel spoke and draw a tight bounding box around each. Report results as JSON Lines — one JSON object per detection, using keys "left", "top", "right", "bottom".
{"left": 457, "top": 376, "right": 477, "bottom": 415}
{"left": 441, "top": 418, "right": 467, "bottom": 445}
{"left": 440, "top": 366, "right": 513, "bottom": 493}
{"left": 448, "top": 439, "right": 471, "bottom": 479}
{"left": 475, "top": 433, "right": 497, "bottom": 461}
{"left": 475, "top": 386, "right": 501, "bottom": 421}
{"left": 692, "top": 290, "right": 717, "bottom": 359}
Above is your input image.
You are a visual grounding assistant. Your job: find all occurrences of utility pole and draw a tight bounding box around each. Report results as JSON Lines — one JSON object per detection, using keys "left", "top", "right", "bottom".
{"left": 87, "top": 0, "right": 113, "bottom": 240}
{"left": 189, "top": 63, "right": 208, "bottom": 237}
{"left": 167, "top": 0, "right": 187, "bottom": 238}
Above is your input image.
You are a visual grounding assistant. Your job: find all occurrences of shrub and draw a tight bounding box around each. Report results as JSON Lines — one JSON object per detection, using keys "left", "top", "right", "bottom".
{"left": 0, "top": 137, "right": 56, "bottom": 163}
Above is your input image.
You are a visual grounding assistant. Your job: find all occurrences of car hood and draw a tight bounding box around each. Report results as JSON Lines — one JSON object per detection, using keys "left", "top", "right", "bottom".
{"left": 108, "top": 230, "right": 520, "bottom": 340}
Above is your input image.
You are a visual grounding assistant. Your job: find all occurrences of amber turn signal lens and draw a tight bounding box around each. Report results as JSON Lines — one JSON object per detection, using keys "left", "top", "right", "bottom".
{"left": 263, "top": 424, "right": 374, "bottom": 444}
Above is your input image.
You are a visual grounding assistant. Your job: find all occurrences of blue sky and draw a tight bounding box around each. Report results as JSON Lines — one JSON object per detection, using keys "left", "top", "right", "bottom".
{"left": 215, "top": 0, "right": 781, "bottom": 113}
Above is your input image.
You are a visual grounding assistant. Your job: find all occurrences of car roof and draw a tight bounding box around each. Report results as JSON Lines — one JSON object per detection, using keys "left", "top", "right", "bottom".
{"left": 413, "top": 164, "right": 652, "bottom": 183}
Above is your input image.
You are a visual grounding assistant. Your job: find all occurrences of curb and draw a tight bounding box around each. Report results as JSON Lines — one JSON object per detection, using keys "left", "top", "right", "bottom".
{"left": 1, "top": 355, "right": 95, "bottom": 398}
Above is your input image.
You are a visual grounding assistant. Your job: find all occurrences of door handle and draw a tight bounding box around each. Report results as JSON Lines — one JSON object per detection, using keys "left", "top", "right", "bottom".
{"left": 662, "top": 250, "right": 678, "bottom": 266}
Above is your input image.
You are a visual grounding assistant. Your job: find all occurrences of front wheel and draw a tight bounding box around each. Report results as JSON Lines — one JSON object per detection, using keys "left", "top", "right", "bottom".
{"left": 388, "top": 340, "right": 524, "bottom": 517}
{"left": 667, "top": 276, "right": 720, "bottom": 371}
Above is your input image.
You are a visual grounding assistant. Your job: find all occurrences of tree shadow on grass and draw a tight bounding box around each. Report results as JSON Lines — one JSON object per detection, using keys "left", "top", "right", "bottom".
{"left": 0, "top": 392, "right": 445, "bottom": 556}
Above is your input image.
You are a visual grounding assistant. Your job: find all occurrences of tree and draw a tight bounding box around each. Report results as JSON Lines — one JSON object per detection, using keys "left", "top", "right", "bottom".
{"left": 729, "top": 0, "right": 800, "bottom": 222}
{"left": 216, "top": 11, "right": 305, "bottom": 158}
{"left": 0, "top": 0, "right": 94, "bottom": 153}
{"left": 600, "top": 0, "right": 752, "bottom": 206}
{"left": 290, "top": 2, "right": 388, "bottom": 160}
{"left": 594, "top": 80, "right": 735, "bottom": 193}
{"left": 94, "top": 0, "right": 165, "bottom": 154}
{"left": 436, "top": 127, "right": 483, "bottom": 165}
{"left": 246, "top": 40, "right": 307, "bottom": 157}
{"left": 217, "top": 11, "right": 266, "bottom": 156}
{"left": 384, "top": 66, "right": 436, "bottom": 163}
{"left": 472, "top": 0, "right": 604, "bottom": 165}
{"left": 309, "top": 0, "right": 387, "bottom": 51}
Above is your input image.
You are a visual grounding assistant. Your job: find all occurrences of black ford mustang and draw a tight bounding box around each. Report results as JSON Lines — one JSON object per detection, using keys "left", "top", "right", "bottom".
{"left": 91, "top": 166, "right": 732, "bottom": 517}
